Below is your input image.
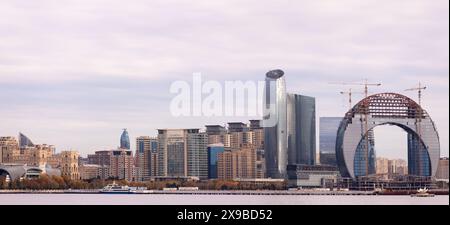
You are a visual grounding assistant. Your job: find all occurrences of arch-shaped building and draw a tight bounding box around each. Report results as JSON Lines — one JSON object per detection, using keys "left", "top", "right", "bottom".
{"left": 0, "top": 164, "right": 43, "bottom": 181}
{"left": 336, "top": 93, "right": 440, "bottom": 179}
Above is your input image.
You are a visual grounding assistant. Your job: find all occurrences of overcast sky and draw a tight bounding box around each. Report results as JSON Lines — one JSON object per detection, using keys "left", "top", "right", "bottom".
{"left": 0, "top": 0, "right": 448, "bottom": 159}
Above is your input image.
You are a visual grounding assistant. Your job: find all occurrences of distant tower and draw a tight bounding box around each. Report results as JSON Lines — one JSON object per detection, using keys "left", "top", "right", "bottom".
{"left": 19, "top": 132, "right": 35, "bottom": 148}
{"left": 120, "top": 129, "right": 130, "bottom": 150}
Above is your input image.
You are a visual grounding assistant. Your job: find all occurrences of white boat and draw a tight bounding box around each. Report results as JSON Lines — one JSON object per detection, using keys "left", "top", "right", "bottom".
{"left": 411, "top": 187, "right": 435, "bottom": 197}
{"left": 100, "top": 181, "right": 133, "bottom": 194}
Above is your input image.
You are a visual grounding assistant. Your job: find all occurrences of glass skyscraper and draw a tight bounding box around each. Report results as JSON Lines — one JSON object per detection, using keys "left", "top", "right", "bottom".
{"left": 319, "top": 117, "right": 342, "bottom": 166}
{"left": 207, "top": 144, "right": 225, "bottom": 179}
{"left": 136, "top": 136, "right": 159, "bottom": 180}
{"left": 264, "top": 69, "right": 317, "bottom": 178}
{"left": 120, "top": 129, "right": 130, "bottom": 150}
{"left": 287, "top": 93, "right": 316, "bottom": 166}
{"left": 263, "top": 69, "right": 287, "bottom": 179}
{"left": 157, "top": 129, "right": 209, "bottom": 179}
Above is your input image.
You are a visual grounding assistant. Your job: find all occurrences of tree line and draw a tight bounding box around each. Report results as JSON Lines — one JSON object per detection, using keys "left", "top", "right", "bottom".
{"left": 0, "top": 175, "right": 287, "bottom": 190}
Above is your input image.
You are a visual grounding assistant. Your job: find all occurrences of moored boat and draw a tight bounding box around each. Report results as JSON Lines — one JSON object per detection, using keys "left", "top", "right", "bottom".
{"left": 100, "top": 181, "right": 133, "bottom": 194}
{"left": 411, "top": 188, "right": 435, "bottom": 197}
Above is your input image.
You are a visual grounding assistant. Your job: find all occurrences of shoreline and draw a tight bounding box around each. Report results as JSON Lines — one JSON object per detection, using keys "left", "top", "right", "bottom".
{"left": 1, "top": 189, "right": 448, "bottom": 196}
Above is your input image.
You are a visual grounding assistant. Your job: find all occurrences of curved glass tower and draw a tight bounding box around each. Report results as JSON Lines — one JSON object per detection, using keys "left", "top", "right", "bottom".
{"left": 120, "top": 129, "right": 131, "bottom": 150}
{"left": 263, "top": 69, "right": 287, "bottom": 178}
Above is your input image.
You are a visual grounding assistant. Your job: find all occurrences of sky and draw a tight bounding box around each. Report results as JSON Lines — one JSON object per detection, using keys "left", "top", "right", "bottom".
{"left": 0, "top": 0, "right": 448, "bottom": 158}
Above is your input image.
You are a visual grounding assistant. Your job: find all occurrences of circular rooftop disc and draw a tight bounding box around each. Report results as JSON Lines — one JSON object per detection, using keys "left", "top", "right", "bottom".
{"left": 266, "top": 69, "right": 285, "bottom": 79}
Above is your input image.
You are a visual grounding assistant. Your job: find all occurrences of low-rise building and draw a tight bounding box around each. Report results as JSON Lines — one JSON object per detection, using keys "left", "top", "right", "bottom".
{"left": 60, "top": 151, "right": 80, "bottom": 180}
{"left": 436, "top": 157, "right": 449, "bottom": 180}
{"left": 1, "top": 135, "right": 80, "bottom": 180}
{"left": 79, "top": 164, "right": 101, "bottom": 180}
{"left": 0, "top": 163, "right": 61, "bottom": 181}
{"left": 287, "top": 164, "right": 340, "bottom": 188}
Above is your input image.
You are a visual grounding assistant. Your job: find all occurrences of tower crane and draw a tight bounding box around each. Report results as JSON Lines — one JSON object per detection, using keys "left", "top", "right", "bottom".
{"left": 405, "top": 82, "right": 426, "bottom": 106}
{"left": 339, "top": 88, "right": 364, "bottom": 110}
{"left": 330, "top": 79, "right": 381, "bottom": 176}
{"left": 405, "top": 82, "right": 427, "bottom": 176}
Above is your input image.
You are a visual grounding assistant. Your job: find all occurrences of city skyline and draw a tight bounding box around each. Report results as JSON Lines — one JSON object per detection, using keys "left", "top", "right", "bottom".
{"left": 0, "top": 0, "right": 448, "bottom": 159}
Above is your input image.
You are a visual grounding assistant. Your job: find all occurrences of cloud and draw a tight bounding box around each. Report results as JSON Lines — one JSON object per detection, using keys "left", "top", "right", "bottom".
{"left": 0, "top": 0, "right": 448, "bottom": 157}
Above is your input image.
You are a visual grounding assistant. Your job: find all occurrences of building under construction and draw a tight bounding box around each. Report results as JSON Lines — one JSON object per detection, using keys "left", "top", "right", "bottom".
{"left": 335, "top": 93, "right": 440, "bottom": 179}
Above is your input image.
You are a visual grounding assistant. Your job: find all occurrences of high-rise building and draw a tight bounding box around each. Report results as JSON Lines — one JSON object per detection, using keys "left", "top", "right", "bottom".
{"left": 87, "top": 150, "right": 112, "bottom": 166}
{"left": 263, "top": 70, "right": 317, "bottom": 178}
{"left": 389, "top": 159, "right": 407, "bottom": 175}
{"left": 217, "top": 145, "right": 258, "bottom": 180}
{"left": 228, "top": 131, "right": 245, "bottom": 150}
{"left": 287, "top": 93, "right": 316, "bottom": 166}
{"left": 158, "top": 129, "right": 185, "bottom": 177}
{"left": 136, "top": 136, "right": 158, "bottom": 181}
{"left": 135, "top": 137, "right": 145, "bottom": 181}
{"left": 205, "top": 125, "right": 227, "bottom": 135}
{"left": 228, "top": 122, "right": 247, "bottom": 132}
{"left": 208, "top": 144, "right": 225, "bottom": 179}
{"left": 263, "top": 69, "right": 288, "bottom": 179}
{"left": 249, "top": 120, "right": 262, "bottom": 130}
{"left": 88, "top": 149, "right": 135, "bottom": 181}
{"left": 217, "top": 149, "right": 234, "bottom": 180}
{"left": 78, "top": 156, "right": 88, "bottom": 166}
{"left": 319, "top": 117, "right": 342, "bottom": 166}
{"left": 110, "top": 149, "right": 134, "bottom": 181}
{"left": 120, "top": 129, "right": 130, "bottom": 150}
{"left": 249, "top": 120, "right": 265, "bottom": 178}
{"left": 256, "top": 149, "right": 266, "bottom": 179}
{"left": 208, "top": 120, "right": 265, "bottom": 180}
{"left": 205, "top": 125, "right": 226, "bottom": 145}
{"left": 157, "top": 129, "right": 208, "bottom": 179}
{"left": 376, "top": 157, "right": 408, "bottom": 177}
{"left": 436, "top": 157, "right": 449, "bottom": 180}
{"left": 376, "top": 157, "right": 389, "bottom": 174}
{"left": 136, "top": 136, "right": 158, "bottom": 180}
{"left": 187, "top": 132, "right": 209, "bottom": 180}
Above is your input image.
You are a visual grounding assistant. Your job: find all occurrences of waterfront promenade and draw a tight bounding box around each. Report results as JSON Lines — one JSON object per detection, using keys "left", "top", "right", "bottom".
{"left": 0, "top": 189, "right": 376, "bottom": 195}
{"left": 1, "top": 189, "right": 448, "bottom": 195}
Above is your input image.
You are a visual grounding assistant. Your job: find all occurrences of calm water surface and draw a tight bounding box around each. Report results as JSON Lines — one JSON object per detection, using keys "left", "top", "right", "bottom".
{"left": 0, "top": 194, "right": 448, "bottom": 205}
